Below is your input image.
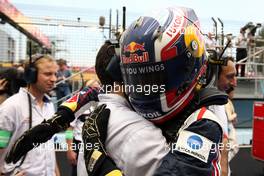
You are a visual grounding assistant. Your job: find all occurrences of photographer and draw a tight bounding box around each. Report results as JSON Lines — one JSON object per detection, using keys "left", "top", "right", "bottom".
{"left": 0, "top": 67, "right": 26, "bottom": 104}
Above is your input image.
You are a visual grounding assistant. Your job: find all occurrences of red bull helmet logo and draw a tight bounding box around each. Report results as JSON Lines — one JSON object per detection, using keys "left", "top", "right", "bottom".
{"left": 122, "top": 42, "right": 149, "bottom": 64}
{"left": 124, "top": 42, "right": 145, "bottom": 53}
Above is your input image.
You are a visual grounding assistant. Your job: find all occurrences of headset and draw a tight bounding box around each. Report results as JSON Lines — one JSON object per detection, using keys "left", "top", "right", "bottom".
{"left": 23, "top": 54, "right": 44, "bottom": 84}
{"left": 105, "top": 39, "right": 123, "bottom": 82}
{"left": 205, "top": 38, "right": 232, "bottom": 88}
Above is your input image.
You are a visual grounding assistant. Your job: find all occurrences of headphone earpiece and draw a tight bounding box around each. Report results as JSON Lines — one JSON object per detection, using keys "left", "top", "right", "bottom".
{"left": 23, "top": 54, "right": 43, "bottom": 84}
{"left": 24, "top": 66, "right": 38, "bottom": 84}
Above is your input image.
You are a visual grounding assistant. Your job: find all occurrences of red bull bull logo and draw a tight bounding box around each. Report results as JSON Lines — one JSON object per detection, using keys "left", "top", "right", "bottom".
{"left": 124, "top": 42, "right": 145, "bottom": 53}
{"left": 122, "top": 41, "right": 149, "bottom": 64}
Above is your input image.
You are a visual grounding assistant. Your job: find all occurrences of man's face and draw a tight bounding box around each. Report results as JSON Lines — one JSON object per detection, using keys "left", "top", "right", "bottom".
{"left": 217, "top": 60, "right": 237, "bottom": 92}
{"left": 59, "top": 64, "right": 67, "bottom": 71}
{"left": 35, "top": 60, "right": 58, "bottom": 93}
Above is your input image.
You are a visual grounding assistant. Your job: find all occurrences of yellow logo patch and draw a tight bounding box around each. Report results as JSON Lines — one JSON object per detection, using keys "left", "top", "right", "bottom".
{"left": 184, "top": 25, "right": 205, "bottom": 58}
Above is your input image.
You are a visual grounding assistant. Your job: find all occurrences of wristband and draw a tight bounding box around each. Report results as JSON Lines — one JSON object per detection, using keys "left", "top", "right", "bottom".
{"left": 65, "top": 130, "right": 74, "bottom": 140}
{"left": 0, "top": 130, "right": 12, "bottom": 148}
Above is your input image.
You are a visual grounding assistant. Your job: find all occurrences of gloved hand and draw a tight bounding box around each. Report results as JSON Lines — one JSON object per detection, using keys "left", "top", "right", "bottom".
{"left": 60, "top": 86, "right": 98, "bottom": 113}
{"left": 82, "top": 104, "right": 122, "bottom": 176}
{"left": 5, "top": 107, "right": 74, "bottom": 164}
{"left": 5, "top": 86, "right": 98, "bottom": 164}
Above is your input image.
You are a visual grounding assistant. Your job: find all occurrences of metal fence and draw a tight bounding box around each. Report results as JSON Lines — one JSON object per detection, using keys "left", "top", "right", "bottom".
{"left": 0, "top": 4, "right": 125, "bottom": 104}
{"left": 1, "top": 3, "right": 264, "bottom": 100}
{"left": 0, "top": 4, "right": 125, "bottom": 65}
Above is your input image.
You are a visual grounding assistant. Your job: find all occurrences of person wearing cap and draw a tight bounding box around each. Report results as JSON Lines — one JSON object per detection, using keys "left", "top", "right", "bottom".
{"left": 56, "top": 59, "right": 72, "bottom": 105}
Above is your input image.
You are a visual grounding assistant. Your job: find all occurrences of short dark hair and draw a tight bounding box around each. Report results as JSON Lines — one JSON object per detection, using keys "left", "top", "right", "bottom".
{"left": 218, "top": 57, "right": 235, "bottom": 77}
{"left": 57, "top": 58, "right": 67, "bottom": 66}
{"left": 95, "top": 41, "right": 116, "bottom": 86}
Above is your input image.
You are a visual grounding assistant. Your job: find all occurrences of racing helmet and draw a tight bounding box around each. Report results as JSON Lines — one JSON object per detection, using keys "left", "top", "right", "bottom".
{"left": 119, "top": 6, "right": 207, "bottom": 124}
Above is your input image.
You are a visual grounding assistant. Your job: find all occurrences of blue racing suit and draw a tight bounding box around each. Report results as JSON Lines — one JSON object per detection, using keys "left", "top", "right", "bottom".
{"left": 155, "top": 110, "right": 222, "bottom": 176}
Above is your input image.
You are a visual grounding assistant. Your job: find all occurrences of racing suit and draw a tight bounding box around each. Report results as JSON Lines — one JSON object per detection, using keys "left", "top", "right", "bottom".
{"left": 86, "top": 91, "right": 224, "bottom": 176}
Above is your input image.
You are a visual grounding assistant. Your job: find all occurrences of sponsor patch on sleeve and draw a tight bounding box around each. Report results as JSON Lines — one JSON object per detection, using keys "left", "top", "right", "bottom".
{"left": 174, "top": 130, "right": 213, "bottom": 163}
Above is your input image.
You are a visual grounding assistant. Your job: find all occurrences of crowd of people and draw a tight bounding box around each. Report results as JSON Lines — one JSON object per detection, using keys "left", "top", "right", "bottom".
{"left": 0, "top": 5, "right": 248, "bottom": 176}
{"left": 205, "top": 22, "right": 261, "bottom": 77}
